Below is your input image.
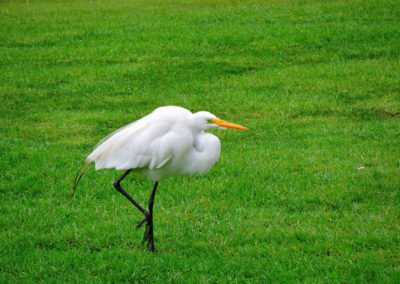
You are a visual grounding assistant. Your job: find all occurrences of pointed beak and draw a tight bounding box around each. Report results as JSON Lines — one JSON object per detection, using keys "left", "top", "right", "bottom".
{"left": 211, "top": 118, "right": 248, "bottom": 130}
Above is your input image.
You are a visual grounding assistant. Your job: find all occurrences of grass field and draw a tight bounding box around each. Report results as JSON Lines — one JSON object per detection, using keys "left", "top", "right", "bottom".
{"left": 1, "top": 0, "right": 400, "bottom": 282}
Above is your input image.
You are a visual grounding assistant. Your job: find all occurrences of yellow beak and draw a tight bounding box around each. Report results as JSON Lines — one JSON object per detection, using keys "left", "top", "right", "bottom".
{"left": 211, "top": 118, "right": 248, "bottom": 130}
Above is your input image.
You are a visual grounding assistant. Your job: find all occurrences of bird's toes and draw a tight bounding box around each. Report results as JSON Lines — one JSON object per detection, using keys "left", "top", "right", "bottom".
{"left": 136, "top": 218, "right": 147, "bottom": 229}
{"left": 141, "top": 226, "right": 150, "bottom": 244}
{"left": 148, "top": 243, "right": 155, "bottom": 253}
{"left": 142, "top": 233, "right": 150, "bottom": 245}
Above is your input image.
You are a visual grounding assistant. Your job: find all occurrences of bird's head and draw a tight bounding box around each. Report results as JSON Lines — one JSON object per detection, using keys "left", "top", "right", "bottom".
{"left": 191, "top": 111, "right": 248, "bottom": 131}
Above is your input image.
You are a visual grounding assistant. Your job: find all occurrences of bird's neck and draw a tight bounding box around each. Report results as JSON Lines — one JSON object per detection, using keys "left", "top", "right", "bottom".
{"left": 187, "top": 133, "right": 221, "bottom": 174}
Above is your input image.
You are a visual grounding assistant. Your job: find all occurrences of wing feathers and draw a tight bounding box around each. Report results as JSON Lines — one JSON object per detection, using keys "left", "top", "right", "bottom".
{"left": 86, "top": 106, "right": 193, "bottom": 171}
{"left": 87, "top": 116, "right": 178, "bottom": 170}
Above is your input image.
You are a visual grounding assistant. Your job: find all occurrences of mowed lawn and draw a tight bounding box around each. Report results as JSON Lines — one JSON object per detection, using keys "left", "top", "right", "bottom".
{"left": 1, "top": 0, "right": 399, "bottom": 282}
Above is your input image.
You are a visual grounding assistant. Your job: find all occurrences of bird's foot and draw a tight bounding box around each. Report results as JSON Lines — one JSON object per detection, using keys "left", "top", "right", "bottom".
{"left": 145, "top": 230, "right": 155, "bottom": 252}
{"left": 136, "top": 218, "right": 146, "bottom": 228}
{"left": 148, "top": 239, "right": 155, "bottom": 252}
{"left": 141, "top": 223, "right": 155, "bottom": 252}
{"left": 137, "top": 217, "right": 155, "bottom": 252}
{"left": 142, "top": 223, "right": 150, "bottom": 244}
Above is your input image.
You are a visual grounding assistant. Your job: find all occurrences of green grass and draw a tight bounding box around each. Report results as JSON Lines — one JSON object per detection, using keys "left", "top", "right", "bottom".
{"left": 1, "top": 0, "right": 400, "bottom": 282}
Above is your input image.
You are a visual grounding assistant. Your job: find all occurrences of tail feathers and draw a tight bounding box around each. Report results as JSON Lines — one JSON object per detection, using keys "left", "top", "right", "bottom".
{"left": 71, "top": 161, "right": 91, "bottom": 196}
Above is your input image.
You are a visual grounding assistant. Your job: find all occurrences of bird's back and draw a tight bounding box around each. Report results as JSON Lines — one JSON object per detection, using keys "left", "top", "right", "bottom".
{"left": 86, "top": 106, "right": 194, "bottom": 174}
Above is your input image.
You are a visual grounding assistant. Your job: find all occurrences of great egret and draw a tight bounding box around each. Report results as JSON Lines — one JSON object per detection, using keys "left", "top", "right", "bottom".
{"left": 72, "top": 105, "right": 247, "bottom": 252}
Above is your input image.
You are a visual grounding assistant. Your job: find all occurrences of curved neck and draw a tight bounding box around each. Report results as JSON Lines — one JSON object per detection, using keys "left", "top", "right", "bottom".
{"left": 185, "top": 133, "right": 221, "bottom": 174}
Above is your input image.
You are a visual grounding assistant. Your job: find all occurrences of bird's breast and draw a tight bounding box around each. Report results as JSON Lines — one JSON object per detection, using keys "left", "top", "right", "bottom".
{"left": 183, "top": 133, "right": 221, "bottom": 175}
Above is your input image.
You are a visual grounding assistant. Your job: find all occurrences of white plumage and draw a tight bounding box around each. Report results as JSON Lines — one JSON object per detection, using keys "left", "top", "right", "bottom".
{"left": 86, "top": 106, "right": 224, "bottom": 181}
{"left": 71, "top": 105, "right": 247, "bottom": 252}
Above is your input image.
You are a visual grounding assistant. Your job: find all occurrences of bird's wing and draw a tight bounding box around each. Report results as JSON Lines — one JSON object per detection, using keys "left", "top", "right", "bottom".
{"left": 86, "top": 111, "right": 191, "bottom": 171}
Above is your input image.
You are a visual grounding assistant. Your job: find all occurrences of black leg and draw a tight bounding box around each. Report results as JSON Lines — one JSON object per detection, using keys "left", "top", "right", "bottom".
{"left": 147, "top": 181, "right": 159, "bottom": 252}
{"left": 137, "top": 181, "right": 159, "bottom": 227}
{"left": 113, "top": 171, "right": 160, "bottom": 252}
{"left": 113, "top": 169, "right": 149, "bottom": 223}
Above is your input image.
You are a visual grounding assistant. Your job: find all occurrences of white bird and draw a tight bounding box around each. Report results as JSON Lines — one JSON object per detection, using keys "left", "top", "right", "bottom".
{"left": 72, "top": 105, "right": 247, "bottom": 252}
